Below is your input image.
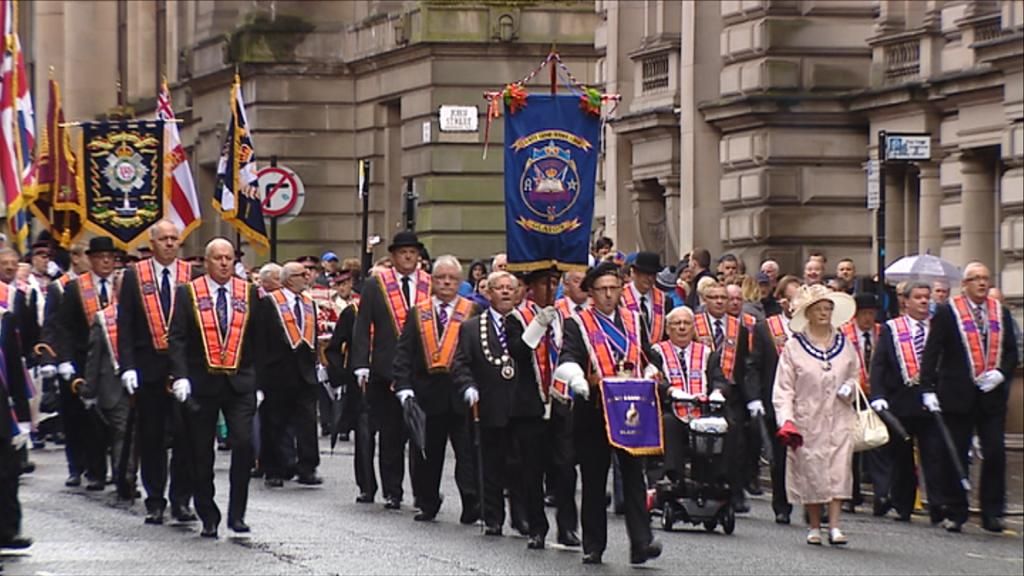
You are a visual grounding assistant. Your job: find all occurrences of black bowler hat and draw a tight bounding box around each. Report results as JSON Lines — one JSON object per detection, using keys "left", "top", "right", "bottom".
{"left": 521, "top": 266, "right": 560, "bottom": 285}
{"left": 854, "top": 292, "right": 880, "bottom": 311}
{"left": 582, "top": 262, "right": 622, "bottom": 291}
{"left": 86, "top": 236, "right": 118, "bottom": 255}
{"left": 387, "top": 231, "right": 423, "bottom": 253}
{"left": 631, "top": 251, "right": 661, "bottom": 275}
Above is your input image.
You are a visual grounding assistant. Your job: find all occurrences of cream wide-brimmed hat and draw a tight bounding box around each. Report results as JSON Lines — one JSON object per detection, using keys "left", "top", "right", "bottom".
{"left": 788, "top": 284, "right": 856, "bottom": 333}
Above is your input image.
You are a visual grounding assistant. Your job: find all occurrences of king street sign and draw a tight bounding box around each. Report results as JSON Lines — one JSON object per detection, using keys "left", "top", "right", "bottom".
{"left": 884, "top": 133, "right": 931, "bottom": 161}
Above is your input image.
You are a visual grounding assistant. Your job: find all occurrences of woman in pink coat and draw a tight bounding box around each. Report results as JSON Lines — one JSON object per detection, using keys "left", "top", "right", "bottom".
{"left": 773, "top": 284, "right": 859, "bottom": 546}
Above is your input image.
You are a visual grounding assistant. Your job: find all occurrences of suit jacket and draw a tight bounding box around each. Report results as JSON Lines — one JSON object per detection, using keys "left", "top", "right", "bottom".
{"left": 698, "top": 313, "right": 750, "bottom": 406}
{"left": 167, "top": 280, "right": 264, "bottom": 397}
{"left": 394, "top": 303, "right": 477, "bottom": 417}
{"left": 919, "top": 300, "right": 1019, "bottom": 415}
{"left": 647, "top": 342, "right": 727, "bottom": 409}
{"left": 744, "top": 319, "right": 785, "bottom": 420}
{"left": 504, "top": 313, "right": 550, "bottom": 420}
{"left": 36, "top": 280, "right": 66, "bottom": 365}
{"left": 870, "top": 322, "right": 927, "bottom": 420}
{"left": 350, "top": 275, "right": 406, "bottom": 383}
{"left": 117, "top": 262, "right": 196, "bottom": 386}
{"left": 453, "top": 313, "right": 519, "bottom": 427}
{"left": 81, "top": 318, "right": 125, "bottom": 411}
{"left": 1, "top": 311, "right": 29, "bottom": 421}
{"left": 324, "top": 303, "right": 357, "bottom": 390}
{"left": 259, "top": 292, "right": 318, "bottom": 392}
{"left": 56, "top": 277, "right": 106, "bottom": 371}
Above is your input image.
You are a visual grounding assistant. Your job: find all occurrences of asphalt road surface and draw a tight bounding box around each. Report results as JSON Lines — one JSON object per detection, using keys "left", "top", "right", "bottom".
{"left": 3, "top": 438, "right": 1022, "bottom": 575}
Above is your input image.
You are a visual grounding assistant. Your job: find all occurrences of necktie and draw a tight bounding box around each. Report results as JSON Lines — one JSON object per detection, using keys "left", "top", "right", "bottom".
{"left": 160, "top": 269, "right": 172, "bottom": 319}
{"left": 713, "top": 319, "right": 724, "bottom": 349}
{"left": 216, "top": 287, "right": 228, "bottom": 339}
{"left": 913, "top": 321, "right": 926, "bottom": 359}
{"left": 972, "top": 305, "right": 987, "bottom": 349}
{"left": 401, "top": 276, "right": 412, "bottom": 308}
{"left": 678, "top": 351, "right": 688, "bottom": 381}
{"left": 575, "top": 305, "right": 584, "bottom": 313}
{"left": 495, "top": 315, "right": 507, "bottom": 352}
{"left": 862, "top": 331, "right": 873, "bottom": 368}
{"left": 437, "top": 304, "right": 448, "bottom": 330}
{"left": 294, "top": 298, "right": 303, "bottom": 330}
{"left": 99, "top": 278, "right": 109, "bottom": 307}
{"left": 640, "top": 295, "right": 651, "bottom": 328}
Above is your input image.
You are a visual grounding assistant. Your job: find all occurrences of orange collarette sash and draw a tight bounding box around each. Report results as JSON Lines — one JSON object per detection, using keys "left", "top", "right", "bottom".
{"left": 417, "top": 296, "right": 473, "bottom": 373}
{"left": 950, "top": 295, "right": 1003, "bottom": 380}
{"left": 189, "top": 276, "right": 250, "bottom": 373}
{"left": 575, "top": 307, "right": 642, "bottom": 379}
{"left": 0, "top": 282, "right": 13, "bottom": 312}
{"left": 621, "top": 284, "right": 666, "bottom": 342}
{"left": 555, "top": 297, "right": 575, "bottom": 320}
{"left": 841, "top": 321, "right": 881, "bottom": 392}
{"left": 136, "top": 259, "right": 192, "bottom": 351}
{"left": 97, "top": 305, "right": 120, "bottom": 372}
{"left": 742, "top": 312, "right": 756, "bottom": 350}
{"left": 269, "top": 289, "right": 316, "bottom": 349}
{"left": 654, "top": 340, "right": 709, "bottom": 422}
{"left": 378, "top": 268, "right": 432, "bottom": 334}
{"left": 887, "top": 316, "right": 922, "bottom": 386}
{"left": 695, "top": 314, "right": 740, "bottom": 382}
{"left": 77, "top": 274, "right": 104, "bottom": 327}
{"left": 765, "top": 315, "right": 790, "bottom": 354}
{"left": 516, "top": 301, "right": 558, "bottom": 402}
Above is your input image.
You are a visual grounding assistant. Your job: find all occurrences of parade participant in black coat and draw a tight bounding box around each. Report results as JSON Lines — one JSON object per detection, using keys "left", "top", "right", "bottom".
{"left": 869, "top": 281, "right": 942, "bottom": 522}
{"left": 350, "top": 231, "right": 432, "bottom": 509}
{"left": 259, "top": 261, "right": 322, "bottom": 487}
{"left": 394, "top": 255, "right": 479, "bottom": 525}
{"left": 556, "top": 263, "right": 661, "bottom": 566}
{"left": 325, "top": 300, "right": 364, "bottom": 485}
{"left": 117, "top": 220, "right": 196, "bottom": 524}
{"left": 0, "top": 321, "right": 31, "bottom": 550}
{"left": 168, "top": 238, "right": 265, "bottom": 538}
{"left": 919, "top": 262, "right": 1019, "bottom": 533}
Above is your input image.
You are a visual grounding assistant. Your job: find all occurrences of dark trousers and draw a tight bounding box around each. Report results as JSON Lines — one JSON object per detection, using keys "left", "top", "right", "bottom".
{"left": 575, "top": 399, "right": 652, "bottom": 556}
{"left": 889, "top": 416, "right": 941, "bottom": 518}
{"left": 187, "top": 381, "right": 255, "bottom": 526}
{"left": 545, "top": 404, "right": 577, "bottom": 534}
{"left": 59, "top": 379, "right": 104, "bottom": 480}
{"left": 263, "top": 385, "right": 319, "bottom": 479}
{"left": 138, "top": 384, "right": 194, "bottom": 513}
{"left": 99, "top": 396, "right": 133, "bottom": 488}
{"left": 317, "top": 379, "right": 332, "bottom": 434}
{"left": 662, "top": 414, "right": 688, "bottom": 480}
{"left": 413, "top": 411, "right": 476, "bottom": 515}
{"left": 939, "top": 403, "right": 1006, "bottom": 523}
{"left": 0, "top": 440, "right": 21, "bottom": 540}
{"left": 767, "top": 414, "right": 791, "bottom": 515}
{"left": 480, "top": 418, "right": 549, "bottom": 538}
{"left": 368, "top": 383, "right": 406, "bottom": 500}
{"left": 724, "top": 403, "right": 747, "bottom": 504}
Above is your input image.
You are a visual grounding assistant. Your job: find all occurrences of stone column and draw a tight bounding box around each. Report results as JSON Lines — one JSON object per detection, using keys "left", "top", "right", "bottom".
{"left": 959, "top": 153, "right": 996, "bottom": 267}
{"left": 884, "top": 167, "right": 905, "bottom": 265}
{"left": 916, "top": 162, "right": 942, "bottom": 255}
{"left": 660, "top": 176, "right": 681, "bottom": 264}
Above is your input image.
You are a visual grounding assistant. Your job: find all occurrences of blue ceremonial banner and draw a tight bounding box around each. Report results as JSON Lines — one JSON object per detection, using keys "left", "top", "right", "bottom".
{"left": 599, "top": 378, "right": 664, "bottom": 456}
{"left": 504, "top": 94, "right": 599, "bottom": 273}
{"left": 82, "top": 120, "right": 165, "bottom": 250}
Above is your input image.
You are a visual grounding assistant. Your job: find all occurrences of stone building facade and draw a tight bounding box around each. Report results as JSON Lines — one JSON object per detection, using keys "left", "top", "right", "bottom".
{"left": 24, "top": 0, "right": 599, "bottom": 263}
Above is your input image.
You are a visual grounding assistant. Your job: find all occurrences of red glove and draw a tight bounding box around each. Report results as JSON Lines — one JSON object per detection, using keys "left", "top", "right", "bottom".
{"left": 777, "top": 420, "right": 803, "bottom": 449}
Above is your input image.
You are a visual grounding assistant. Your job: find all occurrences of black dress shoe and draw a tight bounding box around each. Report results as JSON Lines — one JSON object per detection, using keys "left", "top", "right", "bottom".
{"left": 413, "top": 510, "right": 437, "bottom": 522}
{"left": 982, "top": 517, "right": 1005, "bottom": 533}
{"left": 264, "top": 477, "right": 284, "bottom": 488}
{"left": 733, "top": 498, "right": 751, "bottom": 514}
{"left": 459, "top": 506, "right": 480, "bottom": 525}
{"left": 339, "top": 433, "right": 350, "bottom": 442}
{"left": 873, "top": 498, "right": 893, "bottom": 517}
{"left": 228, "top": 520, "right": 250, "bottom": 533}
{"left": 511, "top": 519, "right": 530, "bottom": 537}
{"left": 630, "top": 539, "right": 663, "bottom": 565}
{"left": 144, "top": 510, "right": 164, "bottom": 525}
{"left": 200, "top": 523, "right": 218, "bottom": 538}
{"left": 774, "top": 512, "right": 791, "bottom": 525}
{"left": 942, "top": 519, "right": 963, "bottom": 533}
{"left": 384, "top": 497, "right": 401, "bottom": 510}
{"left": 20, "top": 461, "right": 35, "bottom": 474}
{"left": 544, "top": 495, "right": 557, "bottom": 508}
{"left": 65, "top": 474, "right": 81, "bottom": 487}
{"left": 581, "top": 552, "right": 602, "bottom": 565}
{"left": 86, "top": 479, "right": 105, "bottom": 491}
{"left": 250, "top": 467, "right": 264, "bottom": 479}
{"left": 483, "top": 524, "right": 503, "bottom": 536}
{"left": 355, "top": 493, "right": 374, "bottom": 504}
{"left": 172, "top": 505, "right": 198, "bottom": 522}
{"left": 746, "top": 480, "right": 763, "bottom": 496}
{"left": 557, "top": 530, "right": 581, "bottom": 547}
{"left": 841, "top": 501, "right": 857, "bottom": 514}
{"left": 296, "top": 474, "right": 323, "bottom": 486}
{"left": 526, "top": 535, "right": 545, "bottom": 550}
{"left": 0, "top": 535, "right": 32, "bottom": 549}
{"left": 894, "top": 512, "right": 912, "bottom": 522}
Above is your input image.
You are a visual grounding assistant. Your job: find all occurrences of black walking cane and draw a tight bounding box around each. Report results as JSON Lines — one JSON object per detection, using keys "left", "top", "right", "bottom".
{"left": 117, "top": 396, "right": 137, "bottom": 500}
{"left": 472, "top": 401, "right": 485, "bottom": 534}
{"left": 932, "top": 411, "right": 971, "bottom": 493}
{"left": 875, "top": 409, "right": 910, "bottom": 443}
{"left": 754, "top": 413, "right": 774, "bottom": 466}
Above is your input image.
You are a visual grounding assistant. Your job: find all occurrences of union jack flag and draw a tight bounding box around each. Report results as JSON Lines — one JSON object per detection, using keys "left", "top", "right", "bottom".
{"left": 0, "top": 0, "right": 36, "bottom": 252}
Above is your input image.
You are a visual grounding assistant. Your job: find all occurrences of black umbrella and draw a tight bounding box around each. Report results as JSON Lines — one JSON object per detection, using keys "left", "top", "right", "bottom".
{"left": 472, "top": 402, "right": 484, "bottom": 533}
{"left": 402, "top": 396, "right": 427, "bottom": 460}
{"left": 325, "top": 381, "right": 345, "bottom": 453}
{"left": 876, "top": 409, "right": 910, "bottom": 443}
{"left": 754, "top": 414, "right": 773, "bottom": 466}
{"left": 933, "top": 411, "right": 971, "bottom": 493}
{"left": 117, "top": 397, "right": 137, "bottom": 500}
{"left": 355, "top": 381, "right": 375, "bottom": 492}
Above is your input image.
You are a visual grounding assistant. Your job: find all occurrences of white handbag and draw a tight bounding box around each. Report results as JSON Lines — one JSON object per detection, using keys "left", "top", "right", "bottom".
{"left": 852, "top": 385, "right": 889, "bottom": 452}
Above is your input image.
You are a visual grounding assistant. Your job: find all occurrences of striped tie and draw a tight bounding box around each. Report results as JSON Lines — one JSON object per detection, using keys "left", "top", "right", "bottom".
{"left": 913, "top": 321, "right": 926, "bottom": 359}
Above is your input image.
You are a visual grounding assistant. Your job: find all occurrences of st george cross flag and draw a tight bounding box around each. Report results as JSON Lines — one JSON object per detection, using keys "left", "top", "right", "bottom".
{"left": 213, "top": 74, "right": 268, "bottom": 253}
{"left": 0, "top": 0, "right": 36, "bottom": 252}
{"left": 157, "top": 80, "right": 201, "bottom": 241}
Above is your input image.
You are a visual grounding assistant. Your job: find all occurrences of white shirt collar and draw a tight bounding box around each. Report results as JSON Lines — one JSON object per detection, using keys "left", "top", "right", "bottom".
{"left": 671, "top": 341, "right": 691, "bottom": 359}
{"left": 208, "top": 275, "right": 231, "bottom": 292}
{"left": 488, "top": 307, "right": 506, "bottom": 326}
{"left": 91, "top": 272, "right": 113, "bottom": 285}
{"left": 595, "top": 308, "right": 616, "bottom": 322}
{"left": 432, "top": 295, "right": 453, "bottom": 310}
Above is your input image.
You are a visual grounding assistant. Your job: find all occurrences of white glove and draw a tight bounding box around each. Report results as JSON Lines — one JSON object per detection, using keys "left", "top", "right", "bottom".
{"left": 47, "top": 261, "right": 60, "bottom": 278}
{"left": 11, "top": 423, "right": 30, "bottom": 450}
{"left": 396, "top": 389, "right": 415, "bottom": 405}
{"left": 522, "top": 315, "right": 548, "bottom": 349}
{"left": 569, "top": 375, "right": 590, "bottom": 401}
{"left": 747, "top": 399, "right": 765, "bottom": 417}
{"left": 870, "top": 398, "right": 889, "bottom": 412}
{"left": 81, "top": 396, "right": 97, "bottom": 410}
{"left": 354, "top": 368, "right": 370, "bottom": 386}
{"left": 463, "top": 386, "right": 479, "bottom": 406}
{"left": 121, "top": 370, "right": 138, "bottom": 396}
{"left": 57, "top": 362, "right": 75, "bottom": 381}
{"left": 538, "top": 306, "right": 557, "bottom": 327}
{"left": 316, "top": 363, "right": 329, "bottom": 385}
{"left": 977, "top": 370, "right": 1005, "bottom": 393}
{"left": 39, "top": 364, "right": 57, "bottom": 379}
{"left": 670, "top": 388, "right": 692, "bottom": 402}
{"left": 922, "top": 392, "right": 941, "bottom": 413}
{"left": 642, "top": 364, "right": 660, "bottom": 380}
{"left": 172, "top": 378, "right": 191, "bottom": 403}
{"left": 256, "top": 390, "right": 265, "bottom": 407}
{"left": 837, "top": 382, "right": 853, "bottom": 400}
{"left": 708, "top": 390, "right": 725, "bottom": 404}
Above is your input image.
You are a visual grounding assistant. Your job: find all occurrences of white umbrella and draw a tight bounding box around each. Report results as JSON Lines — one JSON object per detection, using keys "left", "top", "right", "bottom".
{"left": 884, "top": 253, "right": 960, "bottom": 285}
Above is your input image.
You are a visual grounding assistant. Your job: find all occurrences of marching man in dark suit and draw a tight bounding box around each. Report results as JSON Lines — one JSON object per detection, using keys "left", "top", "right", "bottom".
{"left": 168, "top": 238, "right": 264, "bottom": 538}
{"left": 350, "top": 231, "right": 432, "bottom": 508}
{"left": 260, "top": 261, "right": 323, "bottom": 488}
{"left": 394, "top": 255, "right": 478, "bottom": 524}
{"left": 117, "top": 219, "right": 196, "bottom": 525}
{"left": 869, "top": 280, "right": 942, "bottom": 523}
{"left": 555, "top": 262, "right": 661, "bottom": 566}
{"left": 919, "top": 262, "right": 1019, "bottom": 533}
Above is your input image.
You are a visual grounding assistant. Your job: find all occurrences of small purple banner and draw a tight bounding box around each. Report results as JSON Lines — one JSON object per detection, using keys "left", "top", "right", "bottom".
{"left": 599, "top": 378, "right": 664, "bottom": 456}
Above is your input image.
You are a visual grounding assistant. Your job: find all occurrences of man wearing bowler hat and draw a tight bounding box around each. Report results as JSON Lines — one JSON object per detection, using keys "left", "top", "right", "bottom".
{"left": 623, "top": 252, "right": 671, "bottom": 349}
{"left": 350, "top": 231, "right": 432, "bottom": 508}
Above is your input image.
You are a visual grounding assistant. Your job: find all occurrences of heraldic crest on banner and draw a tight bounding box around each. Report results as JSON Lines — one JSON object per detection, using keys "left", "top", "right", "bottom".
{"left": 516, "top": 138, "right": 587, "bottom": 234}
{"left": 82, "top": 121, "right": 165, "bottom": 250}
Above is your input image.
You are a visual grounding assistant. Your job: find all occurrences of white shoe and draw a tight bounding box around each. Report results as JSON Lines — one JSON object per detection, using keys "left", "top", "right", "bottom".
{"left": 829, "top": 527, "right": 848, "bottom": 546}
{"left": 806, "top": 529, "right": 822, "bottom": 546}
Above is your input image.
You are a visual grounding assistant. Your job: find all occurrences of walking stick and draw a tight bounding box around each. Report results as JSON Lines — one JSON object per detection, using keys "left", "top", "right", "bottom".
{"left": 754, "top": 414, "right": 774, "bottom": 466}
{"left": 472, "top": 401, "right": 485, "bottom": 534}
{"left": 932, "top": 411, "right": 971, "bottom": 493}
{"left": 117, "top": 395, "right": 137, "bottom": 500}
{"left": 876, "top": 408, "right": 910, "bottom": 443}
